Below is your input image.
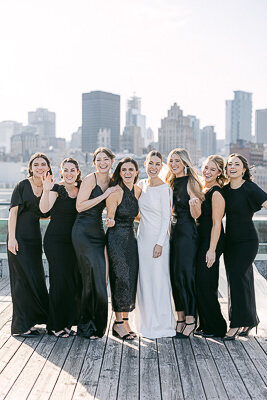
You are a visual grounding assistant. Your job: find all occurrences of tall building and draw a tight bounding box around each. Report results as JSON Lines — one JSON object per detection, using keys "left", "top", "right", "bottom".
{"left": 200, "top": 126, "right": 216, "bottom": 157}
{"left": 225, "top": 91, "right": 252, "bottom": 151}
{"left": 11, "top": 126, "right": 39, "bottom": 161}
{"left": 230, "top": 139, "right": 264, "bottom": 167}
{"left": 28, "top": 108, "right": 56, "bottom": 151}
{"left": 121, "top": 126, "right": 143, "bottom": 156}
{"left": 82, "top": 91, "right": 120, "bottom": 153}
{"left": 0, "top": 121, "right": 22, "bottom": 153}
{"left": 70, "top": 127, "right": 82, "bottom": 150}
{"left": 255, "top": 109, "right": 267, "bottom": 144}
{"left": 158, "top": 103, "right": 198, "bottom": 162}
{"left": 125, "top": 95, "right": 146, "bottom": 144}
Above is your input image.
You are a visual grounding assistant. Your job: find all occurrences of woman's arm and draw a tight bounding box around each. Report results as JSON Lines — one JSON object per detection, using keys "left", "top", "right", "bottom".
{"left": 105, "top": 190, "right": 122, "bottom": 227}
{"left": 206, "top": 191, "right": 225, "bottom": 268}
{"left": 262, "top": 200, "right": 267, "bottom": 209}
{"left": 154, "top": 186, "right": 172, "bottom": 258}
{"left": 8, "top": 207, "right": 19, "bottom": 255}
{"left": 39, "top": 173, "right": 57, "bottom": 213}
{"left": 188, "top": 185, "right": 202, "bottom": 219}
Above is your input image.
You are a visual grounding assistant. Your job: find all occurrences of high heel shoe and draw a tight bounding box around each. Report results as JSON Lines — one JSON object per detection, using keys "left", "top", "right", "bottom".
{"left": 122, "top": 317, "right": 137, "bottom": 337}
{"left": 112, "top": 321, "right": 134, "bottom": 341}
{"left": 176, "top": 321, "right": 196, "bottom": 339}
{"left": 238, "top": 325, "right": 258, "bottom": 337}
{"left": 175, "top": 320, "right": 185, "bottom": 335}
{"left": 222, "top": 328, "right": 240, "bottom": 341}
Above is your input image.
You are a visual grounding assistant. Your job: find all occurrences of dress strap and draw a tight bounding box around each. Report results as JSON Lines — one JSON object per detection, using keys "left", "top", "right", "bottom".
{"left": 94, "top": 173, "right": 97, "bottom": 185}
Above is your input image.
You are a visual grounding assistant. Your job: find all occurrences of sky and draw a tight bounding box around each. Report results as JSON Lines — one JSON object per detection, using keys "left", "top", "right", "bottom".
{"left": 0, "top": 0, "right": 267, "bottom": 141}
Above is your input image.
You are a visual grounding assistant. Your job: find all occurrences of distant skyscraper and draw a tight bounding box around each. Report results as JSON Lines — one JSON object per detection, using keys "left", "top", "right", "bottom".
{"left": 82, "top": 91, "right": 120, "bottom": 153}
{"left": 0, "top": 121, "right": 22, "bottom": 153}
{"left": 158, "top": 103, "right": 198, "bottom": 162}
{"left": 11, "top": 126, "right": 39, "bottom": 161}
{"left": 255, "top": 109, "right": 267, "bottom": 144}
{"left": 71, "top": 127, "right": 82, "bottom": 150}
{"left": 200, "top": 126, "right": 216, "bottom": 157}
{"left": 28, "top": 108, "right": 56, "bottom": 151}
{"left": 125, "top": 95, "right": 146, "bottom": 142}
{"left": 225, "top": 91, "right": 252, "bottom": 150}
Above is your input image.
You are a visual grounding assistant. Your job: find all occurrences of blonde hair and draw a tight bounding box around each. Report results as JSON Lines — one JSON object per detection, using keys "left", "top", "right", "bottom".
{"left": 202, "top": 155, "right": 228, "bottom": 187}
{"left": 166, "top": 148, "right": 204, "bottom": 201}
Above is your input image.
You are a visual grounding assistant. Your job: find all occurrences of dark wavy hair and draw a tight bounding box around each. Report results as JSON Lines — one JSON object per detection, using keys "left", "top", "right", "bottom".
{"left": 226, "top": 153, "right": 252, "bottom": 181}
{"left": 110, "top": 157, "right": 139, "bottom": 188}
{"left": 60, "top": 157, "right": 82, "bottom": 188}
{"left": 27, "top": 152, "right": 52, "bottom": 177}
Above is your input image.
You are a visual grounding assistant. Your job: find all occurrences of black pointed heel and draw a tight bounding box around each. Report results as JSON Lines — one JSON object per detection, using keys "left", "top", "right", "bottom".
{"left": 238, "top": 325, "right": 258, "bottom": 337}
{"left": 222, "top": 328, "right": 240, "bottom": 341}
{"left": 176, "top": 321, "right": 196, "bottom": 339}
{"left": 112, "top": 321, "right": 134, "bottom": 341}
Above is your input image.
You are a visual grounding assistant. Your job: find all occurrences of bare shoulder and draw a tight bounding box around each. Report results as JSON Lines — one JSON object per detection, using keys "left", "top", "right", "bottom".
{"left": 134, "top": 184, "right": 142, "bottom": 199}
{"left": 212, "top": 189, "right": 225, "bottom": 202}
{"left": 107, "top": 187, "right": 123, "bottom": 202}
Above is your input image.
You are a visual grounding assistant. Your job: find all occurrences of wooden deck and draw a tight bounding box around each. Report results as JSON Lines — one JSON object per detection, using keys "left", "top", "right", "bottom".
{"left": 0, "top": 262, "right": 266, "bottom": 400}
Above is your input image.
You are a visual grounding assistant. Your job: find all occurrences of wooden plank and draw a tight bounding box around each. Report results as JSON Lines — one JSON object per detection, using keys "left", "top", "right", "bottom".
{"left": 117, "top": 338, "right": 139, "bottom": 400}
{"left": 27, "top": 336, "right": 74, "bottom": 400}
{"left": 50, "top": 336, "right": 90, "bottom": 400}
{"left": 239, "top": 337, "right": 267, "bottom": 385}
{"left": 0, "top": 320, "right": 11, "bottom": 349}
{"left": 0, "top": 283, "right": 11, "bottom": 302}
{"left": 173, "top": 338, "right": 206, "bottom": 400}
{"left": 157, "top": 337, "right": 183, "bottom": 400}
{"left": 0, "top": 301, "right": 11, "bottom": 317}
{"left": 256, "top": 336, "right": 267, "bottom": 355}
{"left": 224, "top": 340, "right": 266, "bottom": 399}
{"left": 5, "top": 335, "right": 57, "bottom": 400}
{"left": 0, "top": 278, "right": 9, "bottom": 291}
{"left": 0, "top": 335, "right": 24, "bottom": 374}
{"left": 0, "top": 334, "right": 44, "bottom": 400}
{"left": 206, "top": 339, "right": 250, "bottom": 399}
{"left": 140, "top": 337, "right": 161, "bottom": 400}
{"left": 191, "top": 337, "right": 228, "bottom": 399}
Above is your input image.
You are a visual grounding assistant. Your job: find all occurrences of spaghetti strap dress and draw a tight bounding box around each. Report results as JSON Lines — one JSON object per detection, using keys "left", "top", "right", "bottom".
{"left": 72, "top": 174, "right": 107, "bottom": 338}
{"left": 7, "top": 179, "right": 49, "bottom": 334}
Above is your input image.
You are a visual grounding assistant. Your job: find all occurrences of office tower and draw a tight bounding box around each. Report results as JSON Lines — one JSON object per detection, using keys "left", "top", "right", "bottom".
{"left": 82, "top": 91, "right": 120, "bottom": 153}
{"left": 71, "top": 127, "right": 82, "bottom": 150}
{"left": 121, "top": 126, "right": 143, "bottom": 156}
{"left": 200, "top": 126, "right": 217, "bottom": 157}
{"left": 255, "top": 109, "right": 267, "bottom": 144}
{"left": 158, "top": 103, "right": 198, "bottom": 162}
{"left": 125, "top": 95, "right": 146, "bottom": 143}
{"left": 28, "top": 108, "right": 56, "bottom": 151}
{"left": 146, "top": 127, "right": 154, "bottom": 146}
{"left": 11, "top": 126, "right": 39, "bottom": 161}
{"left": 0, "top": 121, "right": 22, "bottom": 153}
{"left": 230, "top": 139, "right": 264, "bottom": 167}
{"left": 225, "top": 91, "right": 252, "bottom": 150}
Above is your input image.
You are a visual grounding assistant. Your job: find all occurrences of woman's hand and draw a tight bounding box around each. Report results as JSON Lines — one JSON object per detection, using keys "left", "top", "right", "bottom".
{"left": 105, "top": 218, "right": 115, "bottom": 228}
{"left": 41, "top": 173, "right": 55, "bottom": 192}
{"left": 206, "top": 249, "right": 216, "bottom": 268}
{"left": 104, "top": 186, "right": 120, "bottom": 198}
{"left": 189, "top": 197, "right": 200, "bottom": 207}
{"left": 8, "top": 237, "right": 19, "bottom": 255}
{"left": 153, "top": 244, "right": 162, "bottom": 258}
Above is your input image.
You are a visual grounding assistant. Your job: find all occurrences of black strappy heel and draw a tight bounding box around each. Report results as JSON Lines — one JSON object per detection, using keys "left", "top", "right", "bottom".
{"left": 176, "top": 321, "right": 196, "bottom": 339}
{"left": 122, "top": 317, "right": 137, "bottom": 337}
{"left": 112, "top": 321, "right": 134, "bottom": 340}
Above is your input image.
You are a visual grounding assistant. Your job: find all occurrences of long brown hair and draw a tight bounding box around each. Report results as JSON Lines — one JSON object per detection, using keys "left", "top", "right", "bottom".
{"left": 110, "top": 157, "right": 139, "bottom": 188}
{"left": 226, "top": 153, "right": 252, "bottom": 181}
{"left": 203, "top": 155, "right": 228, "bottom": 187}
{"left": 93, "top": 147, "right": 115, "bottom": 163}
{"left": 27, "top": 152, "right": 52, "bottom": 177}
{"left": 166, "top": 148, "right": 204, "bottom": 201}
{"left": 60, "top": 157, "right": 82, "bottom": 188}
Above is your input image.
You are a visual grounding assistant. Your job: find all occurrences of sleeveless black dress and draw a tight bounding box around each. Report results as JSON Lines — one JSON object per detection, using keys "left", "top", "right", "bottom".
{"left": 170, "top": 176, "right": 198, "bottom": 317}
{"left": 222, "top": 181, "right": 267, "bottom": 328}
{"left": 7, "top": 179, "right": 49, "bottom": 334}
{"left": 196, "top": 186, "right": 227, "bottom": 337}
{"left": 44, "top": 184, "right": 79, "bottom": 332}
{"left": 72, "top": 175, "right": 107, "bottom": 338}
{"left": 107, "top": 184, "right": 139, "bottom": 312}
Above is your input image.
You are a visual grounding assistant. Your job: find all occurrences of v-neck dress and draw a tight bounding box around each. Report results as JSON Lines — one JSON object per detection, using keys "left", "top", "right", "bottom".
{"left": 7, "top": 179, "right": 49, "bottom": 334}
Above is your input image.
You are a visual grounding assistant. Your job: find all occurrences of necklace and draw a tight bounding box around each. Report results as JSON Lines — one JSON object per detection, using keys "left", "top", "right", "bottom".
{"left": 32, "top": 177, "right": 43, "bottom": 188}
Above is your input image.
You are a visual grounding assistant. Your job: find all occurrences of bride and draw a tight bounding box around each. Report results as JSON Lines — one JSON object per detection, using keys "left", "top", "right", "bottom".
{"left": 135, "top": 151, "right": 176, "bottom": 339}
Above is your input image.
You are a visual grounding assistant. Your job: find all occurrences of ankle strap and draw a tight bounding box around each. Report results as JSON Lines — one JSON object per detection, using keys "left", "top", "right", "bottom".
{"left": 122, "top": 318, "right": 129, "bottom": 321}
{"left": 114, "top": 321, "right": 123, "bottom": 324}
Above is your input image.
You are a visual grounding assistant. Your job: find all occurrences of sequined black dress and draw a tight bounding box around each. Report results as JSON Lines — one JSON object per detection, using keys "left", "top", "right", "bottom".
{"left": 107, "top": 184, "right": 139, "bottom": 312}
{"left": 223, "top": 181, "right": 267, "bottom": 328}
{"left": 196, "top": 186, "right": 227, "bottom": 337}
{"left": 7, "top": 179, "right": 49, "bottom": 334}
{"left": 72, "top": 175, "right": 107, "bottom": 338}
{"left": 44, "top": 184, "right": 79, "bottom": 332}
{"left": 170, "top": 176, "right": 198, "bottom": 317}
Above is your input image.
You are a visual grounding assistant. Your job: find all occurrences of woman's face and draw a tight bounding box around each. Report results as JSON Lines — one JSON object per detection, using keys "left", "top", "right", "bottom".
{"left": 61, "top": 162, "right": 78, "bottom": 185}
{"left": 145, "top": 155, "right": 162, "bottom": 178}
{"left": 202, "top": 160, "right": 219, "bottom": 185}
{"left": 168, "top": 153, "right": 184, "bottom": 176}
{"left": 30, "top": 157, "right": 49, "bottom": 178}
{"left": 120, "top": 162, "right": 138, "bottom": 184}
{"left": 94, "top": 152, "right": 113, "bottom": 174}
{"left": 226, "top": 156, "right": 245, "bottom": 179}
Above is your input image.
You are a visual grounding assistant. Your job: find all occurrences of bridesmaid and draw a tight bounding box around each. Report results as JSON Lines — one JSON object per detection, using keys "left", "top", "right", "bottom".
{"left": 7, "top": 153, "right": 51, "bottom": 337}
{"left": 166, "top": 148, "right": 204, "bottom": 338}
{"left": 40, "top": 158, "right": 81, "bottom": 338}
{"left": 195, "top": 155, "right": 227, "bottom": 338}
{"left": 136, "top": 151, "right": 176, "bottom": 339}
{"left": 105, "top": 157, "right": 141, "bottom": 340}
{"left": 222, "top": 153, "right": 267, "bottom": 340}
{"left": 72, "top": 148, "right": 118, "bottom": 339}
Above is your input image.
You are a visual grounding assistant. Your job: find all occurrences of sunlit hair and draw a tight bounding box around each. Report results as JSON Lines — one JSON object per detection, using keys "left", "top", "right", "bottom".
{"left": 27, "top": 152, "right": 52, "bottom": 177}
{"left": 202, "top": 155, "right": 228, "bottom": 187}
{"left": 60, "top": 157, "right": 82, "bottom": 188}
{"left": 93, "top": 147, "right": 115, "bottom": 163}
{"left": 146, "top": 150, "right": 163, "bottom": 163}
{"left": 226, "top": 153, "right": 252, "bottom": 181}
{"left": 110, "top": 157, "right": 139, "bottom": 188}
{"left": 166, "top": 148, "right": 204, "bottom": 201}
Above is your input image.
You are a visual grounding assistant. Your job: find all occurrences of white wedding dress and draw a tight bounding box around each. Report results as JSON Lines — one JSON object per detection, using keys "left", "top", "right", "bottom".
{"left": 135, "top": 179, "right": 176, "bottom": 339}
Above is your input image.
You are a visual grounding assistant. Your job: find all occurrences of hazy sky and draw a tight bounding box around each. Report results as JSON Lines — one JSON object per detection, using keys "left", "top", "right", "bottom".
{"left": 0, "top": 0, "right": 266, "bottom": 140}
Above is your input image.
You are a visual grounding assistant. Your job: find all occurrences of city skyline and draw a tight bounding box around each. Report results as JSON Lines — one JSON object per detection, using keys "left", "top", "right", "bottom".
{"left": 0, "top": 0, "right": 267, "bottom": 141}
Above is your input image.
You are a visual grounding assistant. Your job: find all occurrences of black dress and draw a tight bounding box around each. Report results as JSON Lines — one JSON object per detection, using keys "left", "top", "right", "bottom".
{"left": 223, "top": 180, "right": 267, "bottom": 328}
{"left": 170, "top": 176, "right": 198, "bottom": 316}
{"left": 44, "top": 184, "right": 79, "bottom": 332}
{"left": 7, "top": 179, "right": 49, "bottom": 334}
{"left": 107, "top": 184, "right": 139, "bottom": 312}
{"left": 72, "top": 175, "right": 107, "bottom": 338}
{"left": 196, "top": 186, "right": 227, "bottom": 337}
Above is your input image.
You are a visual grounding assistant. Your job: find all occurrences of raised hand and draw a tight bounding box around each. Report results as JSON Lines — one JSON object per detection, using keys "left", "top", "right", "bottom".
{"left": 41, "top": 173, "right": 55, "bottom": 192}
{"left": 104, "top": 185, "right": 120, "bottom": 198}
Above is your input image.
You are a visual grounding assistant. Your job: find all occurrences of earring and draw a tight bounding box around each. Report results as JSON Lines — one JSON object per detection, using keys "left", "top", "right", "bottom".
{"left": 242, "top": 172, "right": 244, "bottom": 176}
{"left": 184, "top": 166, "right": 188, "bottom": 175}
